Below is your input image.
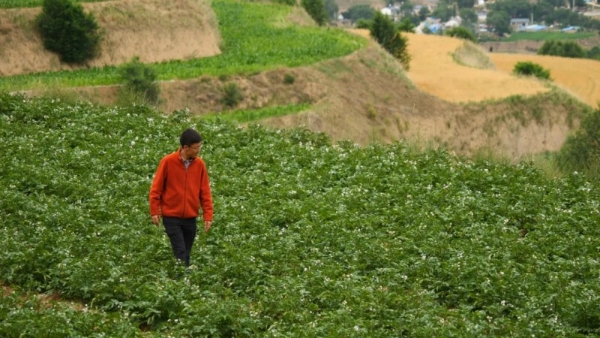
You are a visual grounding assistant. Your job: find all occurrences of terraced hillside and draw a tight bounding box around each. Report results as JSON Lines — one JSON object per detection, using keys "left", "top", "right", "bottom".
{"left": 0, "top": 0, "right": 595, "bottom": 160}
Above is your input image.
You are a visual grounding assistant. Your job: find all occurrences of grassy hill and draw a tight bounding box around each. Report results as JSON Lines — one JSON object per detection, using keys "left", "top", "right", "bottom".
{"left": 2, "top": 92, "right": 600, "bottom": 336}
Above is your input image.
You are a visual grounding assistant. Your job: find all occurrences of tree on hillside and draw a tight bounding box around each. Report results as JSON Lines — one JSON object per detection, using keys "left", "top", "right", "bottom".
{"left": 342, "top": 4, "right": 375, "bottom": 22}
{"left": 400, "top": 0, "right": 414, "bottom": 16}
{"left": 540, "top": 0, "right": 567, "bottom": 8}
{"left": 538, "top": 40, "right": 586, "bottom": 58}
{"left": 488, "top": 0, "right": 532, "bottom": 19}
{"left": 486, "top": 10, "right": 511, "bottom": 36}
{"left": 445, "top": 26, "right": 476, "bottom": 41}
{"left": 118, "top": 57, "right": 160, "bottom": 105}
{"left": 370, "top": 12, "right": 411, "bottom": 70}
{"left": 397, "top": 18, "right": 416, "bottom": 33}
{"left": 457, "top": 0, "right": 475, "bottom": 9}
{"left": 556, "top": 109, "right": 600, "bottom": 177}
{"left": 324, "top": 0, "right": 339, "bottom": 20}
{"left": 302, "top": 0, "right": 329, "bottom": 25}
{"left": 36, "top": 0, "right": 102, "bottom": 64}
{"left": 459, "top": 8, "right": 477, "bottom": 25}
{"left": 418, "top": 6, "right": 431, "bottom": 21}
{"left": 431, "top": 0, "right": 453, "bottom": 21}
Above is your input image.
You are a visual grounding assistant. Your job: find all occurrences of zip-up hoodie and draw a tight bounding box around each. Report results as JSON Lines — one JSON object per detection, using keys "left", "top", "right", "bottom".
{"left": 149, "top": 149, "right": 213, "bottom": 221}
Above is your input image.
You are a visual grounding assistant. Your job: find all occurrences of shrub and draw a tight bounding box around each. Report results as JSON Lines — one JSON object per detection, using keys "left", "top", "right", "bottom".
{"left": 587, "top": 46, "right": 600, "bottom": 60}
{"left": 301, "top": 0, "right": 328, "bottom": 26}
{"left": 355, "top": 19, "right": 372, "bottom": 29}
{"left": 221, "top": 83, "right": 243, "bottom": 108}
{"left": 445, "top": 26, "right": 476, "bottom": 42}
{"left": 341, "top": 4, "right": 374, "bottom": 23}
{"left": 538, "top": 40, "right": 586, "bottom": 58}
{"left": 283, "top": 73, "right": 295, "bottom": 85}
{"left": 36, "top": 0, "right": 101, "bottom": 64}
{"left": 513, "top": 61, "right": 552, "bottom": 81}
{"left": 556, "top": 109, "right": 600, "bottom": 177}
{"left": 118, "top": 57, "right": 160, "bottom": 105}
{"left": 370, "top": 12, "right": 411, "bottom": 70}
{"left": 396, "top": 18, "right": 415, "bottom": 33}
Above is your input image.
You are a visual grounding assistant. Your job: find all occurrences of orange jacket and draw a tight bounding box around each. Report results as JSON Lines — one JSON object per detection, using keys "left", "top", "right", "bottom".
{"left": 149, "top": 149, "right": 213, "bottom": 221}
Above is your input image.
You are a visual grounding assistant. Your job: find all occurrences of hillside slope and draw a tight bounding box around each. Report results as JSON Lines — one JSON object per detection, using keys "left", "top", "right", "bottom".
{"left": 0, "top": 0, "right": 220, "bottom": 76}
{"left": 256, "top": 41, "right": 586, "bottom": 159}
{"left": 0, "top": 0, "right": 593, "bottom": 160}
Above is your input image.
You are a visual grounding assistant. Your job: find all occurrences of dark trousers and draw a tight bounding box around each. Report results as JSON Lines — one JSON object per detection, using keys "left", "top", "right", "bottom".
{"left": 163, "top": 217, "right": 197, "bottom": 267}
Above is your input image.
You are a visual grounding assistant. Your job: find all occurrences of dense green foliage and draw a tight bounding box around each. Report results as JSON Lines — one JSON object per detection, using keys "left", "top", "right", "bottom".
{"left": 538, "top": 40, "right": 586, "bottom": 58}
{"left": 486, "top": 10, "right": 512, "bottom": 36}
{"left": 445, "top": 26, "right": 476, "bottom": 42}
{"left": 118, "top": 57, "right": 160, "bottom": 105}
{"left": 36, "top": 0, "right": 101, "bottom": 64}
{"left": 301, "top": 0, "right": 328, "bottom": 25}
{"left": 0, "top": 0, "right": 104, "bottom": 9}
{"left": 589, "top": 46, "right": 600, "bottom": 60}
{"left": 513, "top": 61, "right": 552, "bottom": 80}
{"left": 0, "top": 288, "right": 139, "bottom": 336}
{"left": 370, "top": 12, "right": 411, "bottom": 70}
{"left": 396, "top": 18, "right": 416, "bottom": 33}
{"left": 431, "top": 0, "right": 453, "bottom": 21}
{"left": 324, "top": 0, "right": 338, "bottom": 20}
{"left": 340, "top": 4, "right": 374, "bottom": 22}
{"left": 0, "top": 0, "right": 364, "bottom": 91}
{"left": 2, "top": 92, "right": 600, "bottom": 336}
{"left": 557, "top": 109, "right": 600, "bottom": 177}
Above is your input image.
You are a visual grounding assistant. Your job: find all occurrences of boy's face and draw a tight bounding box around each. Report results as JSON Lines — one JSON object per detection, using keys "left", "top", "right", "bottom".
{"left": 183, "top": 142, "right": 202, "bottom": 159}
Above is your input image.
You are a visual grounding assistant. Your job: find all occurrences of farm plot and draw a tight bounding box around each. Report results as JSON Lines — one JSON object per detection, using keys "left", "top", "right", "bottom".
{"left": 1, "top": 92, "right": 600, "bottom": 336}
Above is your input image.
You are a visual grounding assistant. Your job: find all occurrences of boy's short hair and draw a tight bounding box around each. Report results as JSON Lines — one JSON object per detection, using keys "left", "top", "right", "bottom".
{"left": 180, "top": 128, "right": 203, "bottom": 147}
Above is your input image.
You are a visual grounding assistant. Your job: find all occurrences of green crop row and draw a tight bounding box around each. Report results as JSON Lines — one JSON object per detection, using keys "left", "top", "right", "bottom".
{"left": 0, "top": 0, "right": 105, "bottom": 9}
{"left": 0, "top": 0, "right": 365, "bottom": 91}
{"left": 1, "top": 92, "right": 600, "bottom": 336}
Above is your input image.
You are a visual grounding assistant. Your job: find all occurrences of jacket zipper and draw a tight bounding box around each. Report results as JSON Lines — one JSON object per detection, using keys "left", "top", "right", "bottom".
{"left": 182, "top": 162, "right": 188, "bottom": 218}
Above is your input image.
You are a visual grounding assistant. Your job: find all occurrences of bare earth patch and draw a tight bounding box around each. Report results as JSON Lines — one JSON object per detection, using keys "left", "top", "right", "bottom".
{"left": 0, "top": 0, "right": 220, "bottom": 76}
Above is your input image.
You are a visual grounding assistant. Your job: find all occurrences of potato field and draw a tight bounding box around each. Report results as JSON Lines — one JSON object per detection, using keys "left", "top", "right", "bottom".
{"left": 1, "top": 93, "right": 600, "bottom": 336}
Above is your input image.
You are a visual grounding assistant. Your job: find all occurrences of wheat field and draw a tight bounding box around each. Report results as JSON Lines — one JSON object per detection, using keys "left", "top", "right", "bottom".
{"left": 489, "top": 53, "right": 600, "bottom": 108}
{"left": 406, "top": 33, "right": 550, "bottom": 103}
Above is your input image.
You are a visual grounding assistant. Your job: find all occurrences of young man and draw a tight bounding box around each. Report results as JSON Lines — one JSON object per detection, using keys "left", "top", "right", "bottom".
{"left": 149, "top": 128, "right": 213, "bottom": 267}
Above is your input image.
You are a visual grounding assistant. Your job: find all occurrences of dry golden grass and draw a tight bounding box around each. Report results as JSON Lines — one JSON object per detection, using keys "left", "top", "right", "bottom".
{"left": 405, "top": 33, "right": 550, "bottom": 103}
{"left": 489, "top": 53, "right": 600, "bottom": 109}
